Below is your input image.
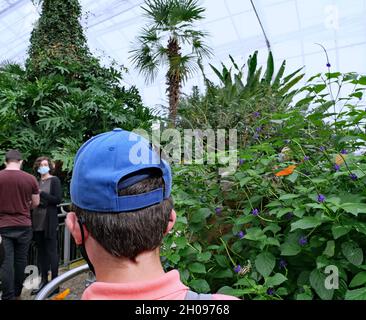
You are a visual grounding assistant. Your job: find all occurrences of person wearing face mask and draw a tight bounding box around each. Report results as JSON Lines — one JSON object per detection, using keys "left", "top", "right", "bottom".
{"left": 31, "top": 157, "right": 62, "bottom": 295}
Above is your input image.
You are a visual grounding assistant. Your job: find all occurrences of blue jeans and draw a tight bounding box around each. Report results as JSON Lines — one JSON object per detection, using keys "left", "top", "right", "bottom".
{"left": 0, "top": 227, "right": 32, "bottom": 300}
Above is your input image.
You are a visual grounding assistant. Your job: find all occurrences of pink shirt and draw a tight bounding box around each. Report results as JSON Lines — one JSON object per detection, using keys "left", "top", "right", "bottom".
{"left": 82, "top": 270, "right": 239, "bottom": 300}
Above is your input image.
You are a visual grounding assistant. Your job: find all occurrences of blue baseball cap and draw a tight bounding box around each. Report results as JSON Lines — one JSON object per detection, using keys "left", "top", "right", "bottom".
{"left": 70, "top": 128, "right": 172, "bottom": 212}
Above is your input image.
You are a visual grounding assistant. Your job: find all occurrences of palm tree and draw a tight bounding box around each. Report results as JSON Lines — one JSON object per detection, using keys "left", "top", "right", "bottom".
{"left": 131, "top": 0, "right": 212, "bottom": 127}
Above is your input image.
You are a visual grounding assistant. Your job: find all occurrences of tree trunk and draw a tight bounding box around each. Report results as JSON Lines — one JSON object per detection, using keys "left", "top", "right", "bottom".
{"left": 167, "top": 37, "right": 181, "bottom": 128}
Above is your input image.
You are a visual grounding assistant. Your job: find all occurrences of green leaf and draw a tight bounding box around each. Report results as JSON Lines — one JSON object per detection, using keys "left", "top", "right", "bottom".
{"left": 309, "top": 269, "right": 334, "bottom": 300}
{"left": 264, "top": 51, "right": 274, "bottom": 83}
{"left": 266, "top": 200, "right": 282, "bottom": 208}
{"left": 286, "top": 173, "right": 298, "bottom": 183}
{"left": 358, "top": 76, "right": 366, "bottom": 85}
{"left": 197, "top": 252, "right": 212, "bottom": 262}
{"left": 188, "top": 262, "right": 206, "bottom": 274}
{"left": 189, "top": 279, "right": 210, "bottom": 293}
{"left": 235, "top": 278, "right": 257, "bottom": 287}
{"left": 212, "top": 269, "right": 234, "bottom": 279}
{"left": 238, "top": 176, "right": 252, "bottom": 187}
{"left": 345, "top": 288, "right": 366, "bottom": 300}
{"left": 217, "top": 286, "right": 253, "bottom": 297}
{"left": 354, "top": 222, "right": 366, "bottom": 236}
{"left": 280, "top": 242, "right": 301, "bottom": 256}
{"left": 290, "top": 216, "right": 323, "bottom": 231}
{"left": 350, "top": 272, "right": 366, "bottom": 288}
{"left": 341, "top": 242, "right": 364, "bottom": 266}
{"left": 245, "top": 227, "right": 267, "bottom": 241}
{"left": 340, "top": 203, "right": 366, "bottom": 216}
{"left": 296, "top": 293, "right": 313, "bottom": 300}
{"left": 265, "top": 237, "right": 281, "bottom": 247}
{"left": 276, "top": 207, "right": 294, "bottom": 218}
{"left": 190, "top": 208, "right": 211, "bottom": 223}
{"left": 175, "top": 237, "right": 187, "bottom": 248}
{"left": 265, "top": 273, "right": 287, "bottom": 287}
{"left": 323, "top": 240, "right": 335, "bottom": 257}
{"left": 331, "top": 225, "right": 352, "bottom": 239}
{"left": 272, "top": 60, "right": 286, "bottom": 88}
{"left": 255, "top": 252, "right": 275, "bottom": 277}
{"left": 214, "top": 255, "right": 229, "bottom": 268}
{"left": 279, "top": 194, "right": 300, "bottom": 200}
{"left": 169, "top": 254, "right": 180, "bottom": 264}
{"left": 236, "top": 215, "right": 255, "bottom": 225}
{"left": 263, "top": 224, "right": 281, "bottom": 235}
{"left": 293, "top": 208, "right": 306, "bottom": 218}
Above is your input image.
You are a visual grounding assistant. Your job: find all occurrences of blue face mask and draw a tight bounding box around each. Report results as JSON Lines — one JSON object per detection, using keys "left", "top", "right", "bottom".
{"left": 38, "top": 166, "right": 50, "bottom": 175}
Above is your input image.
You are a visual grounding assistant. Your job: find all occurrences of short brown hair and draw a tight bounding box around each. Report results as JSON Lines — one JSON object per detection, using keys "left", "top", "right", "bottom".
{"left": 33, "top": 156, "right": 54, "bottom": 174}
{"left": 5, "top": 149, "right": 22, "bottom": 163}
{"left": 73, "top": 175, "right": 174, "bottom": 261}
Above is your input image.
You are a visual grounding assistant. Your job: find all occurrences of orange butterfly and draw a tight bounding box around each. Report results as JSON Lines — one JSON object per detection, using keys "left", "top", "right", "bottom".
{"left": 335, "top": 154, "right": 347, "bottom": 166}
{"left": 275, "top": 165, "right": 297, "bottom": 177}
{"left": 51, "top": 288, "right": 70, "bottom": 300}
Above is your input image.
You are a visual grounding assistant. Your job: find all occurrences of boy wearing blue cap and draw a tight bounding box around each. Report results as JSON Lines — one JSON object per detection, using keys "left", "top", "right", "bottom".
{"left": 66, "top": 128, "right": 238, "bottom": 300}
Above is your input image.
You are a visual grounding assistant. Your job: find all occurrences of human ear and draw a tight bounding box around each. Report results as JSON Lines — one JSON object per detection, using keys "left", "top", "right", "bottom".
{"left": 65, "top": 212, "right": 87, "bottom": 245}
{"left": 164, "top": 209, "right": 176, "bottom": 235}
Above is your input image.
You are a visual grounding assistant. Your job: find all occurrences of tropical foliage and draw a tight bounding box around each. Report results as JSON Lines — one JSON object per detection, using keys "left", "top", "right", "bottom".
{"left": 162, "top": 57, "right": 366, "bottom": 300}
{"left": 177, "top": 51, "right": 304, "bottom": 147}
{"left": 0, "top": 0, "right": 154, "bottom": 190}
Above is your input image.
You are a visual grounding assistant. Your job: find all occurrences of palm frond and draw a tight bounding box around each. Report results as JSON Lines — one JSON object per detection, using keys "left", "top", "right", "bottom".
{"left": 169, "top": 0, "right": 205, "bottom": 25}
{"left": 142, "top": 0, "right": 171, "bottom": 27}
{"left": 130, "top": 44, "right": 161, "bottom": 84}
{"left": 168, "top": 54, "right": 199, "bottom": 82}
{"left": 137, "top": 26, "right": 161, "bottom": 44}
{"left": 142, "top": 0, "right": 205, "bottom": 28}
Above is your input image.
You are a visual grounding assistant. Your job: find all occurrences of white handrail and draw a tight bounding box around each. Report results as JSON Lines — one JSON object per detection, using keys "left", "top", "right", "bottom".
{"left": 34, "top": 264, "right": 90, "bottom": 300}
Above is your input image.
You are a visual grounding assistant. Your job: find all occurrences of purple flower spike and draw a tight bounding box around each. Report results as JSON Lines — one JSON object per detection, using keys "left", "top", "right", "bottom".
{"left": 286, "top": 212, "right": 294, "bottom": 220}
{"left": 319, "top": 146, "right": 325, "bottom": 152}
{"left": 326, "top": 63, "right": 331, "bottom": 68}
{"left": 253, "top": 111, "right": 260, "bottom": 118}
{"left": 317, "top": 194, "right": 326, "bottom": 203}
{"left": 256, "top": 127, "right": 262, "bottom": 133}
{"left": 253, "top": 133, "right": 260, "bottom": 140}
{"left": 279, "top": 258, "right": 287, "bottom": 269}
{"left": 350, "top": 173, "right": 358, "bottom": 181}
{"left": 304, "top": 156, "right": 310, "bottom": 161}
{"left": 299, "top": 236, "right": 308, "bottom": 246}
{"left": 334, "top": 164, "right": 340, "bottom": 171}
{"left": 237, "top": 231, "right": 245, "bottom": 239}
{"left": 267, "top": 288, "right": 275, "bottom": 295}
{"left": 234, "top": 265, "right": 241, "bottom": 273}
{"left": 252, "top": 208, "right": 259, "bottom": 216}
{"left": 215, "top": 207, "right": 222, "bottom": 215}
{"left": 239, "top": 159, "right": 245, "bottom": 166}
{"left": 340, "top": 149, "right": 348, "bottom": 155}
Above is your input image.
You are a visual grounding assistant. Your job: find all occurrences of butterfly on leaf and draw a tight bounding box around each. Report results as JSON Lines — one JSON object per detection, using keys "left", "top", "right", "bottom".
{"left": 335, "top": 154, "right": 347, "bottom": 166}
{"left": 275, "top": 165, "right": 297, "bottom": 177}
{"left": 238, "top": 260, "right": 252, "bottom": 276}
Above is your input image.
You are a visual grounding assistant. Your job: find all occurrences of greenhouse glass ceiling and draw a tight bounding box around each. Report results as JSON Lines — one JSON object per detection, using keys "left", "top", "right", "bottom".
{"left": 0, "top": 0, "right": 365, "bottom": 108}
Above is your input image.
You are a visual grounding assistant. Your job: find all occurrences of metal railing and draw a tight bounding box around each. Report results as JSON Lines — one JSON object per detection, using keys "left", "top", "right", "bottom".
{"left": 28, "top": 203, "right": 82, "bottom": 267}
{"left": 34, "top": 264, "right": 90, "bottom": 300}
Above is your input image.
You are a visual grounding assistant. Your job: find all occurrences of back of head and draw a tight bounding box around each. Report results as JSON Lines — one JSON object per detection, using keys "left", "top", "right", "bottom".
{"left": 70, "top": 128, "right": 173, "bottom": 260}
{"left": 5, "top": 149, "right": 22, "bottom": 164}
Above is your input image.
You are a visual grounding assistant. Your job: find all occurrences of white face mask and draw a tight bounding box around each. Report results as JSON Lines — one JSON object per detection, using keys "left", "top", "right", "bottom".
{"left": 38, "top": 166, "right": 50, "bottom": 175}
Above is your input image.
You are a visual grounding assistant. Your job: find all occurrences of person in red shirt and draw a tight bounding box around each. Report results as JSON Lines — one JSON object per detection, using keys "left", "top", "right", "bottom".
{"left": 0, "top": 150, "right": 40, "bottom": 300}
{"left": 66, "top": 129, "right": 238, "bottom": 300}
